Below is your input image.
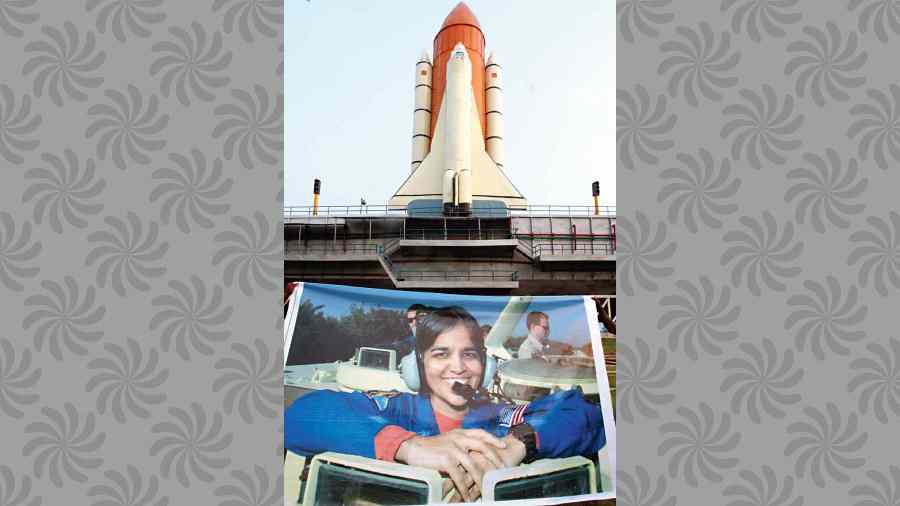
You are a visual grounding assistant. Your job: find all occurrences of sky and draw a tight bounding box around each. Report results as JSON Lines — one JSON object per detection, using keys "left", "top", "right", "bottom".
{"left": 300, "top": 283, "right": 594, "bottom": 345}
{"left": 284, "top": 1, "right": 615, "bottom": 209}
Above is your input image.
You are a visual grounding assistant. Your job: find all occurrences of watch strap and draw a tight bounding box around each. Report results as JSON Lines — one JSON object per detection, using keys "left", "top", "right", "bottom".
{"left": 509, "top": 423, "right": 538, "bottom": 464}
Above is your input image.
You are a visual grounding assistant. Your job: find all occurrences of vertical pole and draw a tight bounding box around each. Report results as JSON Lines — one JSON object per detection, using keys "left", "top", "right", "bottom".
{"left": 572, "top": 224, "right": 576, "bottom": 253}
{"left": 313, "top": 179, "right": 321, "bottom": 216}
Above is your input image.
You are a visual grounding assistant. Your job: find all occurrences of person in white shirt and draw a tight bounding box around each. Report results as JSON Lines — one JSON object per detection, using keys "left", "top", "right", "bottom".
{"left": 517, "top": 312, "right": 552, "bottom": 360}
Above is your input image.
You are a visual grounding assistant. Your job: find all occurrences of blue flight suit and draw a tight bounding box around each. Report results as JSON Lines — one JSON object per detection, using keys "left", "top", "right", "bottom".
{"left": 385, "top": 334, "right": 416, "bottom": 357}
{"left": 284, "top": 389, "right": 605, "bottom": 460}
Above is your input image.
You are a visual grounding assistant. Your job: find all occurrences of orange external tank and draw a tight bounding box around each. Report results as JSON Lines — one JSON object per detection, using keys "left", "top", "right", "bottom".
{"left": 431, "top": 2, "right": 486, "bottom": 143}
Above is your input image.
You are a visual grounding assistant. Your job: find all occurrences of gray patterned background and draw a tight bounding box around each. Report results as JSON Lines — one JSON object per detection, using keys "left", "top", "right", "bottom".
{"left": 618, "top": 0, "right": 898, "bottom": 504}
{"left": 2, "top": 0, "right": 896, "bottom": 503}
{"left": 0, "top": 0, "right": 282, "bottom": 503}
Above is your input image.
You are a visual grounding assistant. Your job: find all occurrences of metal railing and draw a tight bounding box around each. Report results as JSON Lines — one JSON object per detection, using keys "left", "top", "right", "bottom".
{"left": 533, "top": 242, "right": 616, "bottom": 257}
{"left": 283, "top": 243, "right": 383, "bottom": 255}
{"left": 397, "top": 270, "right": 519, "bottom": 281}
{"left": 404, "top": 228, "right": 512, "bottom": 241}
{"left": 284, "top": 204, "right": 616, "bottom": 218}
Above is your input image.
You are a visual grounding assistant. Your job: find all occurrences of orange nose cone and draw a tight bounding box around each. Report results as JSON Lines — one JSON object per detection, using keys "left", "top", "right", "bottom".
{"left": 431, "top": 2, "right": 487, "bottom": 140}
{"left": 441, "top": 2, "right": 481, "bottom": 29}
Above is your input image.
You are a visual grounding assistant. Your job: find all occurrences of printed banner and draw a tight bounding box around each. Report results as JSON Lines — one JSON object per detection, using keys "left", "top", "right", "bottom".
{"left": 283, "top": 282, "right": 616, "bottom": 504}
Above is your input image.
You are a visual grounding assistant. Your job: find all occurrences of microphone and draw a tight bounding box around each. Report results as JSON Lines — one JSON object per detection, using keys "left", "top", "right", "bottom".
{"left": 451, "top": 382, "right": 477, "bottom": 401}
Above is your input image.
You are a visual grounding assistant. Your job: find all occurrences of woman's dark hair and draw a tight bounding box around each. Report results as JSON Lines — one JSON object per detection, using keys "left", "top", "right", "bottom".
{"left": 414, "top": 306, "right": 484, "bottom": 394}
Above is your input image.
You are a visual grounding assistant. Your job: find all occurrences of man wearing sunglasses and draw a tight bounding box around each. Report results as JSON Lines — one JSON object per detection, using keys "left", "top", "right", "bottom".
{"left": 387, "top": 303, "right": 428, "bottom": 357}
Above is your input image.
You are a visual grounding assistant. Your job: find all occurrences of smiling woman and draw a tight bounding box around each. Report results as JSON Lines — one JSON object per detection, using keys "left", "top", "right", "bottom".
{"left": 284, "top": 305, "right": 606, "bottom": 502}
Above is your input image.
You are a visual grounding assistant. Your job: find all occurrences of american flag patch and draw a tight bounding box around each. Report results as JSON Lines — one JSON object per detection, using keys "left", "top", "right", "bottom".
{"left": 499, "top": 403, "right": 529, "bottom": 427}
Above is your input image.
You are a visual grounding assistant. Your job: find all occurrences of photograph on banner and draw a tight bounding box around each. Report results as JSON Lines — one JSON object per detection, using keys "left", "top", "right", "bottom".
{"left": 284, "top": 282, "right": 615, "bottom": 504}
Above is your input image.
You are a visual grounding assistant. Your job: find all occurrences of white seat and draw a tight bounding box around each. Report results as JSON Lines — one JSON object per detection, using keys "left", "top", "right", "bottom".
{"left": 284, "top": 450, "right": 306, "bottom": 505}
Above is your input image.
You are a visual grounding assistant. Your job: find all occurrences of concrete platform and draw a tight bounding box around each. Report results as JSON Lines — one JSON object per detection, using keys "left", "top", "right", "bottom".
{"left": 395, "top": 280, "right": 520, "bottom": 289}
{"left": 537, "top": 254, "right": 616, "bottom": 262}
{"left": 284, "top": 252, "right": 380, "bottom": 262}
{"left": 398, "top": 239, "right": 518, "bottom": 258}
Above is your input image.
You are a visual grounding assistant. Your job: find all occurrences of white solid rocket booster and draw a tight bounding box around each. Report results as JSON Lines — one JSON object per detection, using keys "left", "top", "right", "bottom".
{"left": 485, "top": 52, "right": 504, "bottom": 169}
{"left": 411, "top": 50, "right": 432, "bottom": 172}
{"left": 443, "top": 43, "right": 472, "bottom": 211}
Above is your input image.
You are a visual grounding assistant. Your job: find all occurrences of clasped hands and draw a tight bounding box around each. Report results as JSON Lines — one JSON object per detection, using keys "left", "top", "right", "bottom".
{"left": 395, "top": 429, "right": 526, "bottom": 502}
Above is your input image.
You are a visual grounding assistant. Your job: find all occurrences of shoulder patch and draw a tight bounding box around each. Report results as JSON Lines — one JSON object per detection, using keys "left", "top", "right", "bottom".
{"left": 365, "top": 390, "right": 400, "bottom": 411}
{"left": 498, "top": 403, "right": 529, "bottom": 427}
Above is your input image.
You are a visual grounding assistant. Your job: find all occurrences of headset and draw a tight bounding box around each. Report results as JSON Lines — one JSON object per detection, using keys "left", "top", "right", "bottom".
{"left": 400, "top": 349, "right": 497, "bottom": 393}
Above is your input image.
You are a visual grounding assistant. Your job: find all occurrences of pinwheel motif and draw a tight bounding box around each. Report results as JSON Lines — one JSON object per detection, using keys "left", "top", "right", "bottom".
{"left": 658, "top": 403, "right": 740, "bottom": 487}
{"left": 86, "top": 338, "right": 169, "bottom": 423}
{"left": 721, "top": 211, "right": 803, "bottom": 295}
{"left": 657, "top": 149, "right": 740, "bottom": 232}
{"left": 848, "top": 338, "right": 900, "bottom": 423}
{"left": 150, "top": 276, "right": 232, "bottom": 360}
{"left": 785, "top": 277, "right": 867, "bottom": 359}
{"left": 212, "top": 212, "right": 281, "bottom": 296}
{"left": 847, "top": 85, "right": 900, "bottom": 170}
{"left": 848, "top": 212, "right": 900, "bottom": 296}
{"left": 785, "top": 23, "right": 867, "bottom": 106}
{"left": 658, "top": 22, "right": 740, "bottom": 107}
{"left": 212, "top": 0, "right": 282, "bottom": 43}
{"left": 213, "top": 466, "right": 280, "bottom": 506}
{"left": 24, "top": 277, "right": 105, "bottom": 360}
{"left": 23, "top": 150, "right": 105, "bottom": 233}
{"left": 722, "top": 0, "right": 801, "bottom": 42}
{"left": 721, "top": 85, "right": 804, "bottom": 169}
{"left": 23, "top": 403, "right": 105, "bottom": 487}
{"left": 617, "top": 337, "right": 676, "bottom": 422}
{"left": 785, "top": 403, "right": 867, "bottom": 487}
{"left": 658, "top": 277, "right": 740, "bottom": 360}
{"left": 85, "top": 212, "right": 168, "bottom": 296}
{"left": 616, "top": 466, "right": 676, "bottom": 506}
{"left": 0, "top": 338, "right": 40, "bottom": 418}
{"left": 213, "top": 339, "right": 280, "bottom": 423}
{"left": 617, "top": 84, "right": 676, "bottom": 170}
{"left": 722, "top": 466, "right": 803, "bottom": 506}
{"left": 150, "top": 22, "right": 231, "bottom": 106}
{"left": 86, "top": 0, "right": 165, "bottom": 42}
{"left": 87, "top": 466, "right": 168, "bottom": 506}
{"left": 0, "top": 212, "right": 41, "bottom": 292}
{"left": 23, "top": 23, "right": 105, "bottom": 106}
{"left": 616, "top": 0, "right": 674, "bottom": 43}
{"left": 150, "top": 403, "right": 232, "bottom": 487}
{"left": 850, "top": 466, "right": 900, "bottom": 506}
{"left": 0, "top": 0, "right": 38, "bottom": 37}
{"left": 0, "top": 84, "right": 41, "bottom": 164}
{"left": 785, "top": 150, "right": 867, "bottom": 233}
{"left": 213, "top": 85, "right": 282, "bottom": 169}
{"left": 849, "top": 0, "right": 900, "bottom": 42}
{"left": 85, "top": 85, "right": 168, "bottom": 170}
{"left": 0, "top": 465, "right": 41, "bottom": 506}
{"left": 150, "top": 149, "right": 232, "bottom": 233}
{"left": 616, "top": 212, "right": 676, "bottom": 295}
{"left": 721, "top": 338, "right": 803, "bottom": 423}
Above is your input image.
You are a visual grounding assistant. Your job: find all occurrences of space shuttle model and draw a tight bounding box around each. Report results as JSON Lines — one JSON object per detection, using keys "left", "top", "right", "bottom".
{"left": 389, "top": 2, "right": 527, "bottom": 216}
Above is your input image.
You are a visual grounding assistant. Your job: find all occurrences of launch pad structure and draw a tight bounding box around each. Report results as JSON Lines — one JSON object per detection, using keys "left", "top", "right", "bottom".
{"left": 284, "top": 204, "right": 615, "bottom": 296}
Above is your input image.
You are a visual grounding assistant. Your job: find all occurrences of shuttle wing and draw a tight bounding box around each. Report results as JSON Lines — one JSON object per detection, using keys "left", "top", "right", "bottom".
{"left": 389, "top": 91, "right": 526, "bottom": 209}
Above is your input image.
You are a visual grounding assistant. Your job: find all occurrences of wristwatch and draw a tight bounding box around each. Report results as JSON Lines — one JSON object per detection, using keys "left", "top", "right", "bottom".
{"left": 508, "top": 423, "right": 538, "bottom": 464}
